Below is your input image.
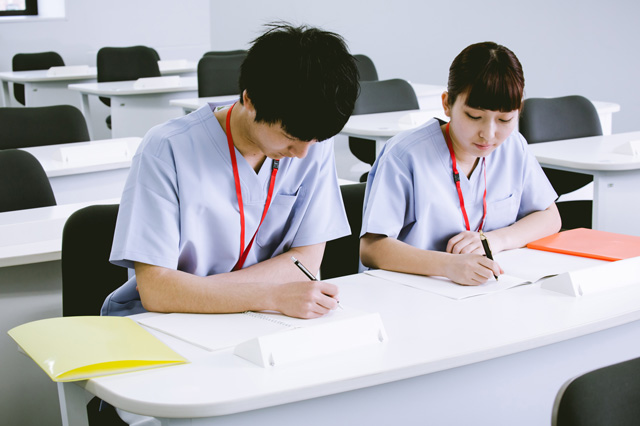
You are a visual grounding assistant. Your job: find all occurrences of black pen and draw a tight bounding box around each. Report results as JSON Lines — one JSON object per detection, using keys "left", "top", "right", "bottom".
{"left": 479, "top": 231, "right": 499, "bottom": 281}
{"left": 291, "top": 256, "right": 342, "bottom": 309}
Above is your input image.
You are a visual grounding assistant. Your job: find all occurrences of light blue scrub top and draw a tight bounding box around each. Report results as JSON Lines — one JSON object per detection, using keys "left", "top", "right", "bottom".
{"left": 102, "top": 104, "right": 350, "bottom": 316}
{"left": 361, "top": 118, "right": 557, "bottom": 256}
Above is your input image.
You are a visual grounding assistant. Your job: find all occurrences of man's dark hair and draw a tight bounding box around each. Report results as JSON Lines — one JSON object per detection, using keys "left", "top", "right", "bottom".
{"left": 239, "top": 23, "right": 360, "bottom": 142}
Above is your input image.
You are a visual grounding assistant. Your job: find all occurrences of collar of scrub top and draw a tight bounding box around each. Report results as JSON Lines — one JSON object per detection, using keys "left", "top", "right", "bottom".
{"left": 444, "top": 122, "right": 487, "bottom": 232}
{"left": 225, "top": 102, "right": 279, "bottom": 271}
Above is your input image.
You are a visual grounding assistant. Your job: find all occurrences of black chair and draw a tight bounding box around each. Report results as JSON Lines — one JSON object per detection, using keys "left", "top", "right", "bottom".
{"left": 552, "top": 356, "right": 640, "bottom": 426}
{"left": 12, "top": 51, "right": 65, "bottom": 105}
{"left": 520, "top": 95, "right": 603, "bottom": 230}
{"left": 97, "top": 46, "right": 161, "bottom": 129}
{"left": 354, "top": 54, "right": 378, "bottom": 82}
{"left": 349, "top": 79, "right": 419, "bottom": 182}
{"left": 203, "top": 49, "right": 248, "bottom": 57}
{"left": 320, "top": 183, "right": 366, "bottom": 279}
{"left": 0, "top": 149, "right": 56, "bottom": 213}
{"left": 61, "top": 204, "right": 128, "bottom": 426}
{"left": 197, "top": 52, "right": 246, "bottom": 97}
{"left": 0, "top": 105, "right": 89, "bottom": 149}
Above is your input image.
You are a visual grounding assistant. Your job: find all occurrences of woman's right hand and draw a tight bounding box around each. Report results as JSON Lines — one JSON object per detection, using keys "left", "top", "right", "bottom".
{"left": 273, "top": 280, "right": 340, "bottom": 319}
{"left": 443, "top": 253, "right": 502, "bottom": 286}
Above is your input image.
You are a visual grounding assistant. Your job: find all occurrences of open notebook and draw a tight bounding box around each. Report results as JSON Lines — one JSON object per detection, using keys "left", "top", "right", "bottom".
{"left": 137, "top": 306, "right": 378, "bottom": 352}
{"left": 365, "top": 248, "right": 606, "bottom": 300}
{"left": 8, "top": 316, "right": 188, "bottom": 382}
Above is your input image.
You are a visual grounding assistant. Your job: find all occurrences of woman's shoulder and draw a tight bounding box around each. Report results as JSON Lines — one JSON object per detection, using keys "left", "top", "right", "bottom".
{"left": 384, "top": 118, "right": 444, "bottom": 157}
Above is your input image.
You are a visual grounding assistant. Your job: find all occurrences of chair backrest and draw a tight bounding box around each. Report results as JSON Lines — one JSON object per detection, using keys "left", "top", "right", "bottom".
{"left": 61, "top": 204, "right": 128, "bottom": 317}
{"left": 0, "top": 105, "right": 90, "bottom": 149}
{"left": 320, "top": 183, "right": 366, "bottom": 279}
{"left": 354, "top": 54, "right": 379, "bottom": 82}
{"left": 519, "top": 95, "right": 603, "bottom": 144}
{"left": 353, "top": 78, "right": 419, "bottom": 115}
{"left": 0, "top": 149, "right": 56, "bottom": 213}
{"left": 12, "top": 51, "right": 65, "bottom": 105}
{"left": 197, "top": 53, "right": 246, "bottom": 97}
{"left": 97, "top": 46, "right": 161, "bottom": 106}
{"left": 552, "top": 356, "right": 640, "bottom": 426}
{"left": 203, "top": 49, "right": 248, "bottom": 57}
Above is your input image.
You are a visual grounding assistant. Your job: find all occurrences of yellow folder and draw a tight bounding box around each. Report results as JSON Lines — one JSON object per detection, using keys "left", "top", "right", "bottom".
{"left": 8, "top": 316, "right": 188, "bottom": 382}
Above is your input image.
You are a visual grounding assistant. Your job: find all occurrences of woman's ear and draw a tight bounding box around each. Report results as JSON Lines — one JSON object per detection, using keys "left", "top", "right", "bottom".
{"left": 242, "top": 90, "right": 255, "bottom": 112}
{"left": 441, "top": 91, "right": 452, "bottom": 118}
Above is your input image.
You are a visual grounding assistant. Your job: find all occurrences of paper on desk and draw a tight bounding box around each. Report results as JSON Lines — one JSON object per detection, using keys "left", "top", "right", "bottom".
{"left": 365, "top": 248, "right": 606, "bottom": 300}
{"left": 137, "top": 307, "right": 370, "bottom": 352}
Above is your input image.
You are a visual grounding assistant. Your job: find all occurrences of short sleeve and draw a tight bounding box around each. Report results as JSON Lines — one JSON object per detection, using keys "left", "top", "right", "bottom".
{"left": 109, "top": 136, "right": 181, "bottom": 270}
{"left": 516, "top": 135, "right": 558, "bottom": 219}
{"left": 360, "top": 145, "right": 414, "bottom": 239}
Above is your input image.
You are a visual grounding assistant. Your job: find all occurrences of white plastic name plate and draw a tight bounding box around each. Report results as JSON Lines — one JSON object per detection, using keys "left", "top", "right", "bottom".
{"left": 614, "top": 140, "right": 640, "bottom": 157}
{"left": 56, "top": 141, "right": 131, "bottom": 164}
{"left": 46, "top": 65, "right": 91, "bottom": 77}
{"left": 234, "top": 312, "right": 388, "bottom": 368}
{"left": 541, "top": 256, "right": 640, "bottom": 297}
{"left": 133, "top": 76, "right": 181, "bottom": 90}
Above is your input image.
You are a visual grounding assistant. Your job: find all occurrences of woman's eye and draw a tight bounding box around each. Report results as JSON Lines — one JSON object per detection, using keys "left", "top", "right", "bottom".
{"left": 466, "top": 113, "right": 481, "bottom": 120}
{"left": 499, "top": 118, "right": 513, "bottom": 123}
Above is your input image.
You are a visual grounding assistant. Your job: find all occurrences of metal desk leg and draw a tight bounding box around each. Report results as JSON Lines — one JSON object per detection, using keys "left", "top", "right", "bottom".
{"left": 79, "top": 93, "right": 95, "bottom": 140}
{"left": 1, "top": 80, "right": 10, "bottom": 107}
{"left": 58, "top": 382, "right": 91, "bottom": 426}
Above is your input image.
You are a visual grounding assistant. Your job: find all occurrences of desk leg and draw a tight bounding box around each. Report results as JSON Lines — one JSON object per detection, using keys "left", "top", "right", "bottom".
{"left": 1, "top": 80, "right": 10, "bottom": 107}
{"left": 79, "top": 93, "right": 95, "bottom": 140}
{"left": 593, "top": 170, "right": 640, "bottom": 236}
{"left": 57, "top": 382, "right": 91, "bottom": 426}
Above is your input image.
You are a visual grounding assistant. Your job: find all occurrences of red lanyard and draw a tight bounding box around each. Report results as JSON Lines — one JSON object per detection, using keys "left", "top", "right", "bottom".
{"left": 225, "top": 103, "right": 279, "bottom": 271}
{"left": 444, "top": 122, "right": 487, "bottom": 232}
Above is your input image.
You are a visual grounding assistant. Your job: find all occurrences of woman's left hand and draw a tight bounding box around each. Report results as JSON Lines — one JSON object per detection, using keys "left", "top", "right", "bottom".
{"left": 446, "top": 231, "right": 485, "bottom": 254}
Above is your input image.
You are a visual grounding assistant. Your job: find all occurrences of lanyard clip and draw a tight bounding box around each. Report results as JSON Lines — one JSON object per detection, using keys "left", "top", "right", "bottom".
{"left": 272, "top": 159, "right": 280, "bottom": 170}
{"left": 453, "top": 172, "right": 460, "bottom": 183}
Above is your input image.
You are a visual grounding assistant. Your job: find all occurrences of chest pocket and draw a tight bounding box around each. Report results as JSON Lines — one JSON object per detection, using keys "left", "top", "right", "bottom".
{"left": 485, "top": 193, "right": 519, "bottom": 230}
{"left": 255, "top": 190, "right": 301, "bottom": 253}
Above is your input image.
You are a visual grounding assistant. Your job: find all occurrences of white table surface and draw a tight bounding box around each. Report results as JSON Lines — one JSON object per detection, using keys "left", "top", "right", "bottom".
{"left": 69, "top": 77, "right": 198, "bottom": 139}
{"left": 20, "top": 137, "right": 141, "bottom": 205}
{"left": 56, "top": 250, "right": 640, "bottom": 425}
{"left": 529, "top": 131, "right": 640, "bottom": 236}
{"left": 0, "top": 61, "right": 197, "bottom": 108}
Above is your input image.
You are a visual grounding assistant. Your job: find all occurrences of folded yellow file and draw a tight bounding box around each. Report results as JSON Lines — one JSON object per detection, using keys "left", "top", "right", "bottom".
{"left": 8, "top": 316, "right": 188, "bottom": 382}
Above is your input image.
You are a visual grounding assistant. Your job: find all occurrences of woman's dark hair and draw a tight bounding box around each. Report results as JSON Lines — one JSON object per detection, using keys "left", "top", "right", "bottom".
{"left": 239, "top": 23, "right": 360, "bottom": 142}
{"left": 447, "top": 42, "right": 524, "bottom": 112}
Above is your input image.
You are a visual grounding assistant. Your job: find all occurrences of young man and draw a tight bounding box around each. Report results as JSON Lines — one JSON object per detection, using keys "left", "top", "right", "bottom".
{"left": 102, "top": 24, "right": 360, "bottom": 319}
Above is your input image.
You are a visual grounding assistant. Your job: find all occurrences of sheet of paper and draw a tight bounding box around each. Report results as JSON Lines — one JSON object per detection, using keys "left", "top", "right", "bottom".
{"left": 137, "top": 307, "right": 367, "bottom": 351}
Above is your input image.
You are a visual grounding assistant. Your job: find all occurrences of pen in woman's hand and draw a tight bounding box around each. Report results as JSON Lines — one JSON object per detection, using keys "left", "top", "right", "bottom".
{"left": 479, "top": 231, "right": 499, "bottom": 281}
{"left": 291, "top": 256, "right": 343, "bottom": 309}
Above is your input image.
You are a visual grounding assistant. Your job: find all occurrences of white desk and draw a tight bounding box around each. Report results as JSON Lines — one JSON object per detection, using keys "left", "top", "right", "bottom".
{"left": 529, "top": 131, "right": 640, "bottom": 236}
{"left": 169, "top": 94, "right": 240, "bottom": 114}
{"left": 0, "top": 61, "right": 197, "bottom": 108}
{"left": 20, "top": 137, "right": 141, "bottom": 205}
{"left": 0, "top": 199, "right": 119, "bottom": 426}
{"left": 56, "top": 250, "right": 640, "bottom": 425}
{"left": 69, "top": 77, "right": 198, "bottom": 139}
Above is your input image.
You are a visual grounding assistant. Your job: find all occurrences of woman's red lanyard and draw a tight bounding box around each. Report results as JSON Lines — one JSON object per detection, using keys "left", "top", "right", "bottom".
{"left": 444, "top": 122, "right": 487, "bottom": 232}
{"left": 225, "top": 103, "right": 279, "bottom": 271}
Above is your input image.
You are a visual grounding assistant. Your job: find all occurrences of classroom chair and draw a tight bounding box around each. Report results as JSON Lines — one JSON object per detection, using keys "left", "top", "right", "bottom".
{"left": 197, "top": 52, "right": 246, "bottom": 97}
{"left": 519, "top": 95, "right": 603, "bottom": 230}
{"left": 0, "top": 149, "right": 56, "bottom": 212}
{"left": 349, "top": 79, "right": 419, "bottom": 182}
{"left": 12, "top": 51, "right": 65, "bottom": 105}
{"left": 552, "top": 356, "right": 640, "bottom": 426}
{"left": 0, "top": 105, "right": 89, "bottom": 149}
{"left": 96, "top": 45, "right": 161, "bottom": 129}
{"left": 320, "top": 182, "right": 366, "bottom": 279}
{"left": 61, "top": 203, "right": 128, "bottom": 426}
{"left": 354, "top": 54, "right": 379, "bottom": 82}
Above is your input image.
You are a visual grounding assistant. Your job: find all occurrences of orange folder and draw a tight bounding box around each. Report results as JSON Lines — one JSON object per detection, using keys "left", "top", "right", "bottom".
{"left": 527, "top": 228, "right": 640, "bottom": 262}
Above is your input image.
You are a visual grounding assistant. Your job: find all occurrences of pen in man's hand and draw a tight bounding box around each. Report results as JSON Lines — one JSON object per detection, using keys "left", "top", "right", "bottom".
{"left": 291, "top": 256, "right": 342, "bottom": 309}
{"left": 479, "top": 231, "right": 498, "bottom": 281}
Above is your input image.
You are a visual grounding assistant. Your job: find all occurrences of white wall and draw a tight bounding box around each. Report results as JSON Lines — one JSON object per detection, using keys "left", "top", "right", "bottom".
{"left": 0, "top": 0, "right": 211, "bottom": 69}
{"left": 211, "top": 0, "right": 640, "bottom": 133}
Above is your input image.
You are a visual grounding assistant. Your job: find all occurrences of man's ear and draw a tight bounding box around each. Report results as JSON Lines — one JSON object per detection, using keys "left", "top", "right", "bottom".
{"left": 242, "top": 90, "right": 255, "bottom": 112}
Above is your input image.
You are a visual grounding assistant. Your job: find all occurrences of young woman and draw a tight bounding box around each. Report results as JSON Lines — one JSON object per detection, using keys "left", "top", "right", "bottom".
{"left": 360, "top": 42, "right": 561, "bottom": 286}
